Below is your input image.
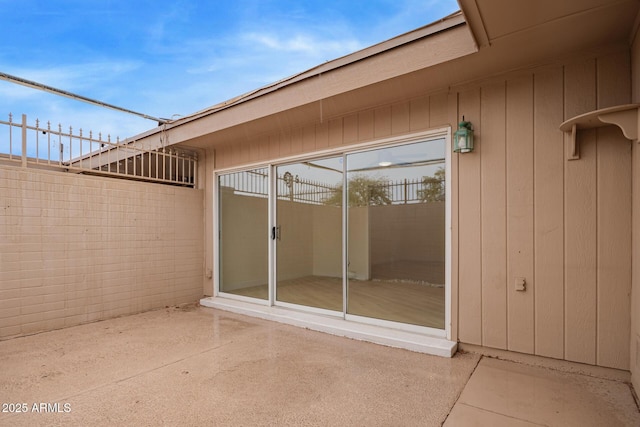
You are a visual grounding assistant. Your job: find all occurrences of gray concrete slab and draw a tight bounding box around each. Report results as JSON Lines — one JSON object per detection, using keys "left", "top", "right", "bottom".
{"left": 0, "top": 306, "right": 479, "bottom": 426}
{"left": 1, "top": 305, "right": 638, "bottom": 426}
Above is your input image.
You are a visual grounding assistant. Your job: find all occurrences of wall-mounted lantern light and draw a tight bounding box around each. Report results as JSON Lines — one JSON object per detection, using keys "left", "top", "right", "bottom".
{"left": 453, "top": 117, "right": 474, "bottom": 153}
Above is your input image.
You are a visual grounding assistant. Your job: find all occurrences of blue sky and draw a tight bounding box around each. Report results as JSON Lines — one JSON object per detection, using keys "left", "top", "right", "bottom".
{"left": 0, "top": 0, "right": 459, "bottom": 139}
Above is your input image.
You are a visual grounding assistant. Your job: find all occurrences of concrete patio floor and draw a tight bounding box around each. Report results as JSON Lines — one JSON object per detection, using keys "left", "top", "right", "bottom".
{"left": 0, "top": 305, "right": 638, "bottom": 426}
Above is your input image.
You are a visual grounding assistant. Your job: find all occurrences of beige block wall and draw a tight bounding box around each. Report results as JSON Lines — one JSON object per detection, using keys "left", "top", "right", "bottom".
{"left": 0, "top": 165, "right": 204, "bottom": 339}
{"left": 209, "top": 48, "right": 632, "bottom": 370}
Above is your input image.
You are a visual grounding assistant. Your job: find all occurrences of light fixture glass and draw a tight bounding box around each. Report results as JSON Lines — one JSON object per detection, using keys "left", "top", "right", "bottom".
{"left": 453, "top": 119, "right": 474, "bottom": 153}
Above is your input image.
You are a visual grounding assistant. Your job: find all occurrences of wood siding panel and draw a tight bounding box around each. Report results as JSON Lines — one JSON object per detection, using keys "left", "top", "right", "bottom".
{"left": 315, "top": 122, "right": 329, "bottom": 150}
{"left": 302, "top": 126, "right": 315, "bottom": 153}
{"left": 596, "top": 126, "right": 631, "bottom": 369}
{"left": 358, "top": 110, "right": 374, "bottom": 142}
{"left": 533, "top": 67, "right": 565, "bottom": 360}
{"left": 632, "top": 135, "right": 640, "bottom": 391}
{"left": 410, "top": 96, "right": 430, "bottom": 131}
{"left": 564, "top": 129, "right": 598, "bottom": 365}
{"left": 597, "top": 52, "right": 631, "bottom": 109}
{"left": 457, "top": 88, "right": 482, "bottom": 345}
{"left": 374, "top": 106, "right": 392, "bottom": 138}
{"left": 258, "top": 135, "right": 270, "bottom": 161}
{"left": 480, "top": 82, "right": 508, "bottom": 350}
{"left": 249, "top": 138, "right": 260, "bottom": 163}
{"left": 429, "top": 93, "right": 448, "bottom": 127}
{"left": 239, "top": 140, "right": 250, "bottom": 164}
{"left": 219, "top": 145, "right": 232, "bottom": 169}
{"left": 595, "top": 53, "right": 631, "bottom": 370}
{"left": 268, "top": 134, "right": 280, "bottom": 159}
{"left": 391, "top": 102, "right": 410, "bottom": 135}
{"left": 564, "top": 59, "right": 597, "bottom": 365}
{"left": 328, "top": 118, "right": 343, "bottom": 147}
{"left": 448, "top": 92, "right": 459, "bottom": 341}
{"left": 343, "top": 114, "right": 358, "bottom": 145}
{"left": 290, "top": 128, "right": 303, "bottom": 156}
{"left": 506, "top": 76, "right": 535, "bottom": 354}
{"left": 279, "top": 132, "right": 292, "bottom": 157}
{"left": 229, "top": 142, "right": 241, "bottom": 166}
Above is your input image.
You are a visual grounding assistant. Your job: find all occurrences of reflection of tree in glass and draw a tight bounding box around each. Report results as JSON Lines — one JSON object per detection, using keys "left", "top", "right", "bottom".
{"left": 323, "top": 175, "right": 392, "bottom": 207}
{"left": 418, "top": 167, "right": 445, "bottom": 202}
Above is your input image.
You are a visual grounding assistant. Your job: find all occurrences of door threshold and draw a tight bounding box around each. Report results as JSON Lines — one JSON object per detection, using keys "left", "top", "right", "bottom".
{"left": 200, "top": 296, "right": 457, "bottom": 358}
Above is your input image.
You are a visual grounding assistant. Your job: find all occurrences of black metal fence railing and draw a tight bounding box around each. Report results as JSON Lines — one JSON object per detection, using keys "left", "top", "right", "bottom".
{"left": 220, "top": 169, "right": 445, "bottom": 205}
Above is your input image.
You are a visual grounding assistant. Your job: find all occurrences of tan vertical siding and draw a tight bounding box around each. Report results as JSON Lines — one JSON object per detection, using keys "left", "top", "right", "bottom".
{"left": 457, "top": 88, "right": 483, "bottom": 345}
{"left": 533, "top": 67, "right": 565, "bottom": 360}
{"left": 564, "top": 60, "right": 598, "bottom": 365}
{"left": 328, "top": 118, "right": 343, "bottom": 148}
{"left": 290, "top": 128, "right": 303, "bottom": 156}
{"left": 302, "top": 126, "right": 315, "bottom": 153}
{"left": 391, "top": 103, "right": 411, "bottom": 135}
{"left": 429, "top": 92, "right": 449, "bottom": 127}
{"left": 315, "top": 121, "right": 329, "bottom": 150}
{"left": 358, "top": 110, "right": 374, "bottom": 141}
{"left": 409, "top": 97, "right": 430, "bottom": 131}
{"left": 597, "top": 51, "right": 631, "bottom": 108}
{"left": 506, "top": 76, "right": 535, "bottom": 354}
{"left": 596, "top": 127, "right": 631, "bottom": 369}
{"left": 595, "top": 51, "right": 632, "bottom": 370}
{"left": 374, "top": 106, "right": 392, "bottom": 138}
{"left": 630, "top": 29, "right": 640, "bottom": 393}
{"left": 448, "top": 92, "right": 460, "bottom": 341}
{"left": 480, "top": 82, "right": 508, "bottom": 349}
{"left": 632, "top": 138, "right": 640, "bottom": 390}
{"left": 343, "top": 114, "right": 358, "bottom": 144}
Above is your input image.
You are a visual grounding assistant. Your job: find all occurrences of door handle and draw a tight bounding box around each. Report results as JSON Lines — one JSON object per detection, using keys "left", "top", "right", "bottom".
{"left": 271, "top": 226, "right": 281, "bottom": 240}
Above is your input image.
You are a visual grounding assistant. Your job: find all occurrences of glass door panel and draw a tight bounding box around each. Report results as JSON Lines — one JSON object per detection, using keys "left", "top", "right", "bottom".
{"left": 218, "top": 168, "right": 269, "bottom": 300}
{"left": 346, "top": 140, "right": 446, "bottom": 328}
{"left": 275, "top": 157, "right": 343, "bottom": 312}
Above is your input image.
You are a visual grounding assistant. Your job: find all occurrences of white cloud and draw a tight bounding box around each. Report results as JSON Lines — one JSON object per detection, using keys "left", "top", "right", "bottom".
{"left": 244, "top": 32, "right": 362, "bottom": 58}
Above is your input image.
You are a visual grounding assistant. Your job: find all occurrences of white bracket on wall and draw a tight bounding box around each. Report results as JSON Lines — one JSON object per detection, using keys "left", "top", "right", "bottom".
{"left": 559, "top": 104, "right": 640, "bottom": 160}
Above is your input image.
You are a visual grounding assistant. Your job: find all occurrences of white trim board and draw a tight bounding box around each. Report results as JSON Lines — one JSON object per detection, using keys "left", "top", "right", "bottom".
{"left": 200, "top": 296, "right": 457, "bottom": 358}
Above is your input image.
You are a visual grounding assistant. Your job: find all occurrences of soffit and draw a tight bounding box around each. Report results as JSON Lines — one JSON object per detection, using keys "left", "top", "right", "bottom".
{"left": 459, "top": 0, "right": 639, "bottom": 47}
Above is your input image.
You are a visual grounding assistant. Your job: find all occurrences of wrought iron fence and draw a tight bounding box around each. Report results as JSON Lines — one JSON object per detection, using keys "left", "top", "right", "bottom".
{"left": 0, "top": 113, "right": 197, "bottom": 187}
{"left": 220, "top": 169, "right": 444, "bottom": 205}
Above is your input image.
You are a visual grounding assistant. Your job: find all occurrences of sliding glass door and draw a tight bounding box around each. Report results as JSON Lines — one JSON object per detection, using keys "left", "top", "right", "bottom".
{"left": 217, "top": 136, "right": 447, "bottom": 331}
{"left": 218, "top": 167, "right": 269, "bottom": 300}
{"left": 275, "top": 157, "right": 343, "bottom": 312}
{"left": 345, "top": 140, "right": 446, "bottom": 329}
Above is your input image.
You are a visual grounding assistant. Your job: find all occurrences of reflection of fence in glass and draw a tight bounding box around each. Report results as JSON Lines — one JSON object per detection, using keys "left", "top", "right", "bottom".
{"left": 278, "top": 171, "right": 338, "bottom": 204}
{"left": 0, "top": 113, "right": 197, "bottom": 187}
{"left": 222, "top": 168, "right": 445, "bottom": 205}
{"left": 219, "top": 168, "right": 270, "bottom": 197}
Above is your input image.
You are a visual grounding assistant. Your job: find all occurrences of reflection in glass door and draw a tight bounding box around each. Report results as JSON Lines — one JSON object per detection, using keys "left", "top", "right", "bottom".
{"left": 218, "top": 167, "right": 269, "bottom": 300}
{"left": 346, "top": 140, "right": 446, "bottom": 328}
{"left": 217, "top": 136, "right": 447, "bottom": 331}
{"left": 275, "top": 157, "right": 343, "bottom": 312}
